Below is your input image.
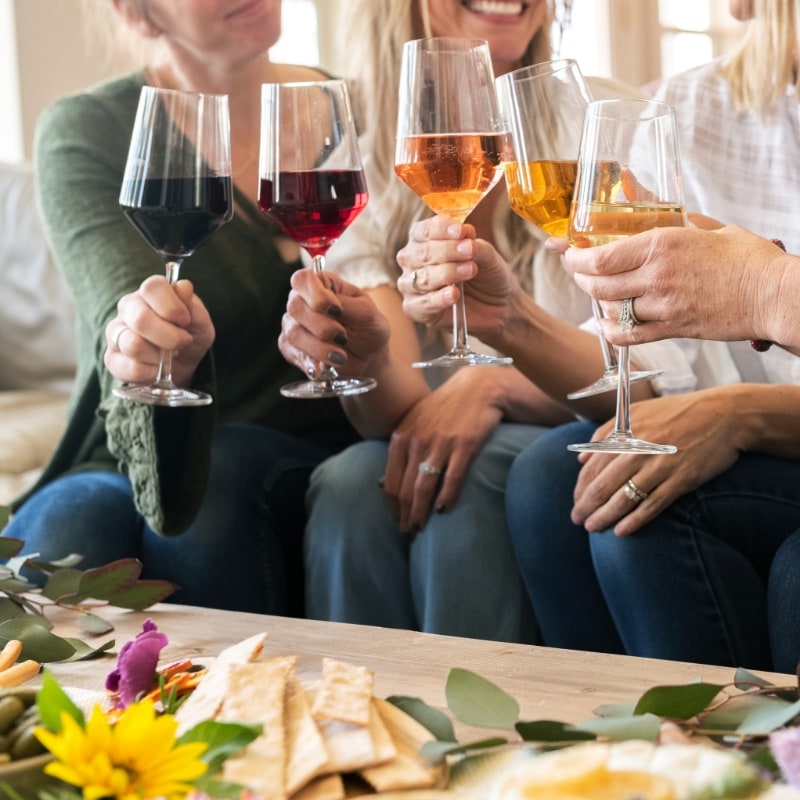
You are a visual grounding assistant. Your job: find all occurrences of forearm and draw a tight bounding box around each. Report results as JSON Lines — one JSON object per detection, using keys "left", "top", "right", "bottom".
{"left": 731, "top": 383, "right": 800, "bottom": 459}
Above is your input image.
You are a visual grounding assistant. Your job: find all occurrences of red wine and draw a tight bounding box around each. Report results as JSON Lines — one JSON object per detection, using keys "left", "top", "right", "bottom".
{"left": 258, "top": 170, "right": 368, "bottom": 257}
{"left": 121, "top": 175, "right": 233, "bottom": 259}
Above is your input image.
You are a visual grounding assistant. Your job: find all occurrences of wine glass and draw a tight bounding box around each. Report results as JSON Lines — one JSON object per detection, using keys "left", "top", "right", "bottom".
{"left": 495, "top": 59, "right": 661, "bottom": 400}
{"left": 567, "top": 98, "right": 687, "bottom": 455}
{"left": 117, "top": 86, "right": 233, "bottom": 407}
{"left": 258, "top": 80, "right": 376, "bottom": 398}
{"left": 395, "top": 36, "right": 512, "bottom": 368}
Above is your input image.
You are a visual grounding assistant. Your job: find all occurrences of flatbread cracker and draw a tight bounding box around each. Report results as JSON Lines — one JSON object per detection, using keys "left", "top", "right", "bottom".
{"left": 312, "top": 657, "right": 374, "bottom": 726}
{"left": 290, "top": 773, "right": 345, "bottom": 800}
{"left": 285, "top": 673, "right": 331, "bottom": 794}
{"left": 174, "top": 632, "right": 268, "bottom": 734}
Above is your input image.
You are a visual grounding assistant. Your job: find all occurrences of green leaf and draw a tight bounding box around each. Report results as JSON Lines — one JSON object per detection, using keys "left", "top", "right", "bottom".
{"left": 734, "top": 668, "right": 774, "bottom": 689}
{"left": 445, "top": 668, "right": 519, "bottom": 729}
{"left": 701, "top": 695, "right": 767, "bottom": 731}
{"left": 0, "top": 536, "right": 23, "bottom": 559}
{"left": 179, "top": 720, "right": 261, "bottom": 773}
{"left": 0, "top": 597, "right": 26, "bottom": 620}
{"left": 0, "top": 619, "right": 75, "bottom": 662}
{"left": 386, "top": 695, "right": 456, "bottom": 742}
{"left": 37, "top": 670, "right": 85, "bottom": 732}
{"left": 593, "top": 701, "right": 637, "bottom": 718}
{"left": 419, "top": 736, "right": 508, "bottom": 760}
{"left": 575, "top": 713, "right": 662, "bottom": 741}
{"left": 65, "top": 559, "right": 144, "bottom": 603}
{"left": 735, "top": 696, "right": 800, "bottom": 734}
{"left": 634, "top": 683, "right": 724, "bottom": 719}
{"left": 41, "top": 568, "right": 82, "bottom": 601}
{"left": 77, "top": 612, "right": 114, "bottom": 636}
{"left": 57, "top": 637, "right": 115, "bottom": 662}
{"left": 516, "top": 719, "right": 596, "bottom": 743}
{"left": 0, "top": 575, "right": 34, "bottom": 594}
{"left": 0, "top": 506, "right": 10, "bottom": 531}
{"left": 104, "top": 579, "right": 178, "bottom": 609}
{"left": 192, "top": 778, "right": 248, "bottom": 799}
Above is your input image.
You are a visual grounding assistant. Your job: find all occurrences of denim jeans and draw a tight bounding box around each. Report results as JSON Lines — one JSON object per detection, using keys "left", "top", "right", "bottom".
{"left": 3, "top": 422, "right": 335, "bottom": 616}
{"left": 304, "top": 423, "right": 545, "bottom": 643}
{"left": 506, "top": 419, "right": 800, "bottom": 672}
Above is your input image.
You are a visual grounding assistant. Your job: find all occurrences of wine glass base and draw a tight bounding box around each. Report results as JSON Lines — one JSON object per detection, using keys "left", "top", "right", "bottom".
{"left": 567, "top": 369, "right": 663, "bottom": 400}
{"left": 113, "top": 384, "right": 213, "bottom": 407}
{"left": 567, "top": 434, "right": 677, "bottom": 455}
{"left": 281, "top": 377, "right": 377, "bottom": 399}
{"left": 413, "top": 349, "right": 513, "bottom": 369}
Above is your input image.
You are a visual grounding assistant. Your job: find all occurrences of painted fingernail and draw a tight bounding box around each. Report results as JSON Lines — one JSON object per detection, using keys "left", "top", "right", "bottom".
{"left": 328, "top": 351, "right": 346, "bottom": 365}
{"left": 327, "top": 305, "right": 342, "bottom": 318}
{"left": 333, "top": 333, "right": 348, "bottom": 347}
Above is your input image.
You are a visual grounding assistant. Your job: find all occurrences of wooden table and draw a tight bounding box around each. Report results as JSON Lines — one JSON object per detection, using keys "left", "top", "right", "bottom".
{"left": 42, "top": 603, "right": 792, "bottom": 734}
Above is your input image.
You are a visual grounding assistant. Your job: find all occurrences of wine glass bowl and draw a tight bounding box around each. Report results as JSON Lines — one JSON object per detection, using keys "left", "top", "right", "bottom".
{"left": 258, "top": 80, "right": 376, "bottom": 399}
{"left": 117, "top": 86, "right": 233, "bottom": 407}
{"left": 394, "top": 36, "right": 512, "bottom": 368}
{"left": 567, "top": 98, "right": 688, "bottom": 455}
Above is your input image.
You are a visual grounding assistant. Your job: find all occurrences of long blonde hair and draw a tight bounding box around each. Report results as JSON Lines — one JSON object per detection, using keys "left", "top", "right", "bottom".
{"left": 338, "top": 0, "right": 571, "bottom": 291}
{"left": 723, "top": 0, "right": 799, "bottom": 117}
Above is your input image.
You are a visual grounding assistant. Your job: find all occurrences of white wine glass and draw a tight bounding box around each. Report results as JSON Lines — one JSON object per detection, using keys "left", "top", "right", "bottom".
{"left": 568, "top": 98, "right": 687, "bottom": 455}
{"left": 117, "top": 86, "right": 233, "bottom": 407}
{"left": 495, "top": 59, "right": 661, "bottom": 400}
{"left": 258, "top": 80, "right": 376, "bottom": 398}
{"left": 395, "top": 36, "right": 512, "bottom": 369}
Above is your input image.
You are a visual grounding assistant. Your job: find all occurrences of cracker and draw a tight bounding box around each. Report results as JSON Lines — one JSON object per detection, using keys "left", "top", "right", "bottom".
{"left": 174, "top": 632, "right": 268, "bottom": 734}
{"left": 285, "top": 673, "right": 330, "bottom": 794}
{"left": 290, "top": 773, "right": 345, "bottom": 800}
{"left": 311, "top": 657, "right": 374, "bottom": 726}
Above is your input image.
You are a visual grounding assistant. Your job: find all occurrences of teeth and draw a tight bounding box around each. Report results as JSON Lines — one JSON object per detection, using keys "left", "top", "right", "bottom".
{"left": 464, "top": 0, "right": 524, "bottom": 14}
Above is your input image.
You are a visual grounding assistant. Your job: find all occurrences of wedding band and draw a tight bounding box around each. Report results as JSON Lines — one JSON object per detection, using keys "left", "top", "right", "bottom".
{"left": 411, "top": 270, "right": 422, "bottom": 293}
{"left": 418, "top": 461, "right": 442, "bottom": 476}
{"left": 618, "top": 297, "right": 640, "bottom": 332}
{"left": 112, "top": 326, "right": 126, "bottom": 352}
{"left": 623, "top": 478, "right": 649, "bottom": 503}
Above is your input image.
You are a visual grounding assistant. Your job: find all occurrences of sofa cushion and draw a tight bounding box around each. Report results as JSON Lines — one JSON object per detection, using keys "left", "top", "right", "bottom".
{"left": 0, "top": 161, "right": 76, "bottom": 392}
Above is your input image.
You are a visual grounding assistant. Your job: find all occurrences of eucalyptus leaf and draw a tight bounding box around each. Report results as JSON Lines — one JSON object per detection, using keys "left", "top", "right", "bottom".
{"left": 701, "top": 695, "right": 769, "bottom": 731}
{"left": 445, "top": 668, "right": 519, "bottom": 729}
{"left": 42, "top": 568, "right": 83, "bottom": 601}
{"left": 735, "top": 696, "right": 800, "bottom": 735}
{"left": 593, "top": 701, "right": 637, "bottom": 718}
{"left": 516, "top": 719, "right": 596, "bottom": 743}
{"left": 77, "top": 612, "right": 115, "bottom": 635}
{"left": 0, "top": 506, "right": 10, "bottom": 531}
{"left": 37, "top": 669, "right": 85, "bottom": 732}
{"left": 419, "top": 736, "right": 509, "bottom": 761}
{"left": 734, "top": 668, "right": 774, "bottom": 689}
{"left": 0, "top": 535, "right": 22, "bottom": 558}
{"left": 66, "top": 559, "right": 144, "bottom": 602}
{"left": 0, "top": 597, "right": 25, "bottom": 619}
{"left": 104, "top": 579, "right": 180, "bottom": 610}
{"left": 634, "top": 682, "right": 725, "bottom": 719}
{"left": 575, "top": 712, "right": 662, "bottom": 741}
{"left": 0, "top": 575, "right": 35, "bottom": 594}
{"left": 387, "top": 695, "right": 456, "bottom": 741}
{"left": 0, "top": 619, "right": 76, "bottom": 662}
{"left": 58, "top": 637, "right": 115, "bottom": 662}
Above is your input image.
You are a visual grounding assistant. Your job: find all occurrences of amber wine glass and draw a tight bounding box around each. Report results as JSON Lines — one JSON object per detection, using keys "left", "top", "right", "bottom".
{"left": 568, "top": 99, "right": 687, "bottom": 455}
{"left": 395, "top": 36, "right": 512, "bottom": 368}
{"left": 495, "top": 60, "right": 661, "bottom": 400}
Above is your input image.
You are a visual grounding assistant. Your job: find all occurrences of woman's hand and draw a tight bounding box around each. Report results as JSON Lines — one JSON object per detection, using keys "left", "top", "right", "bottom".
{"left": 396, "top": 215, "right": 519, "bottom": 344}
{"left": 104, "top": 276, "right": 214, "bottom": 388}
{"left": 279, "top": 268, "right": 391, "bottom": 378}
{"left": 570, "top": 389, "right": 744, "bottom": 536}
{"left": 381, "top": 367, "right": 505, "bottom": 536}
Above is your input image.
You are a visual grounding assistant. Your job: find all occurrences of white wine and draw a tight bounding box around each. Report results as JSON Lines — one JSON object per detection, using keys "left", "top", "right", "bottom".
{"left": 570, "top": 201, "right": 686, "bottom": 248}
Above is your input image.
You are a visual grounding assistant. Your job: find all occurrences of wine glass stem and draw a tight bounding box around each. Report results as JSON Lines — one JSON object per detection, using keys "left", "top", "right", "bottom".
{"left": 591, "top": 298, "right": 619, "bottom": 372}
{"left": 154, "top": 259, "right": 183, "bottom": 390}
{"left": 452, "top": 286, "right": 470, "bottom": 355}
{"left": 311, "top": 253, "right": 339, "bottom": 383}
{"left": 613, "top": 344, "right": 634, "bottom": 438}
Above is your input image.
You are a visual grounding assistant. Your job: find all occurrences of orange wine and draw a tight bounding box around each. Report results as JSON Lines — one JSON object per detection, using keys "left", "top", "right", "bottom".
{"left": 569, "top": 201, "right": 686, "bottom": 248}
{"left": 395, "top": 133, "right": 506, "bottom": 223}
{"left": 504, "top": 159, "right": 577, "bottom": 237}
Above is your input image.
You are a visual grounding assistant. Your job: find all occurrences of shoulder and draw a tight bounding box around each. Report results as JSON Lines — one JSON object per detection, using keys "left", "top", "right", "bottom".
{"left": 654, "top": 58, "right": 730, "bottom": 103}
{"left": 273, "top": 63, "right": 338, "bottom": 82}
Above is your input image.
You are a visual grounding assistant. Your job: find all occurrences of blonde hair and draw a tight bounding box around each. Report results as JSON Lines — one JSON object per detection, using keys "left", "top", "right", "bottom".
{"left": 339, "top": 0, "right": 571, "bottom": 292}
{"left": 723, "top": 0, "right": 799, "bottom": 117}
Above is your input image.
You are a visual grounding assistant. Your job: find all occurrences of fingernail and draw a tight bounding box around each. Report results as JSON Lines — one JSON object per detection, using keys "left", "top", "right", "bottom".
{"left": 447, "top": 223, "right": 460, "bottom": 237}
{"left": 435, "top": 504, "right": 447, "bottom": 514}
{"left": 327, "top": 305, "right": 342, "bottom": 318}
{"left": 455, "top": 263, "right": 473, "bottom": 279}
{"left": 456, "top": 240, "right": 472, "bottom": 255}
{"left": 328, "top": 351, "right": 346, "bottom": 365}
{"left": 333, "top": 333, "right": 348, "bottom": 347}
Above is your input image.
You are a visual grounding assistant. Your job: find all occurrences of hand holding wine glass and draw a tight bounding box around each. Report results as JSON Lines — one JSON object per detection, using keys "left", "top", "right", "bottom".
{"left": 567, "top": 98, "right": 688, "bottom": 455}
{"left": 258, "top": 79, "right": 376, "bottom": 398}
{"left": 117, "top": 86, "right": 233, "bottom": 407}
{"left": 394, "top": 36, "right": 511, "bottom": 368}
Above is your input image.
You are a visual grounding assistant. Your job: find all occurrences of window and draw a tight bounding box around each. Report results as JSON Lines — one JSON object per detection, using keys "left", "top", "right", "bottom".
{"left": 269, "top": 0, "right": 321, "bottom": 66}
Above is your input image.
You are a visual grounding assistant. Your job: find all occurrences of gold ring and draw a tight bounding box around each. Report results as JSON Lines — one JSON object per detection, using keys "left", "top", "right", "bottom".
{"left": 623, "top": 478, "right": 649, "bottom": 503}
{"left": 411, "top": 270, "right": 422, "bottom": 293}
{"left": 112, "top": 326, "right": 126, "bottom": 352}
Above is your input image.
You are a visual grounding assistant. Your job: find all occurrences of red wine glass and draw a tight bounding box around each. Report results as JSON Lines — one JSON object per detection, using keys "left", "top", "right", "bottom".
{"left": 258, "top": 79, "right": 376, "bottom": 398}
{"left": 117, "top": 86, "right": 233, "bottom": 407}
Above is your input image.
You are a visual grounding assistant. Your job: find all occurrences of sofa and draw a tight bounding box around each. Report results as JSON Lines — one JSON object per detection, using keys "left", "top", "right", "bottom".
{"left": 0, "top": 161, "right": 75, "bottom": 507}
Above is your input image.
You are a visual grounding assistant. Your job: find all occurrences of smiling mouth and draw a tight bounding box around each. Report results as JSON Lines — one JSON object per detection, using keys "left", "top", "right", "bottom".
{"left": 225, "top": 0, "right": 262, "bottom": 19}
{"left": 460, "top": 0, "right": 528, "bottom": 15}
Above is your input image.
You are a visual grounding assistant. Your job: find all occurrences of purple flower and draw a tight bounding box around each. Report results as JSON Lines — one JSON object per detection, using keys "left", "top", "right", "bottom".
{"left": 770, "top": 727, "right": 800, "bottom": 788}
{"left": 105, "top": 618, "right": 168, "bottom": 708}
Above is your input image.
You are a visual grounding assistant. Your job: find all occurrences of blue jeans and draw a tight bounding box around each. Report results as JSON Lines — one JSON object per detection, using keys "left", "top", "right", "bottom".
{"left": 304, "top": 423, "right": 545, "bottom": 643}
{"left": 506, "top": 419, "right": 800, "bottom": 672}
{"left": 4, "top": 422, "right": 335, "bottom": 616}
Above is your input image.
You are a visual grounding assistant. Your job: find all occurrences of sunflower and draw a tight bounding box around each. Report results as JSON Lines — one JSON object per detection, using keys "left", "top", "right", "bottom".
{"left": 35, "top": 698, "right": 208, "bottom": 800}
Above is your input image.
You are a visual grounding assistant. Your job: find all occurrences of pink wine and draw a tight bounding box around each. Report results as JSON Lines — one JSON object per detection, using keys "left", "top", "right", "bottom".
{"left": 258, "top": 170, "right": 368, "bottom": 257}
{"left": 395, "top": 133, "right": 506, "bottom": 223}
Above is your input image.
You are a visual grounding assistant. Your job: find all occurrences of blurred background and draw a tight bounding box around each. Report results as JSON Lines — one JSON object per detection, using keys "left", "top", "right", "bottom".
{"left": 1, "top": 0, "right": 745, "bottom": 163}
